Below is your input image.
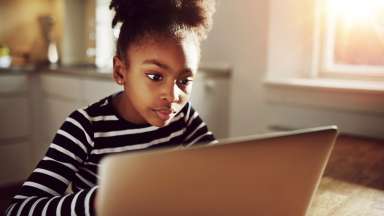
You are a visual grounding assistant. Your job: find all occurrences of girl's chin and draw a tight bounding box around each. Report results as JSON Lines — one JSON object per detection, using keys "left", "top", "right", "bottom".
{"left": 148, "top": 110, "right": 175, "bottom": 127}
{"left": 148, "top": 116, "right": 173, "bottom": 127}
{"left": 151, "top": 119, "right": 172, "bottom": 127}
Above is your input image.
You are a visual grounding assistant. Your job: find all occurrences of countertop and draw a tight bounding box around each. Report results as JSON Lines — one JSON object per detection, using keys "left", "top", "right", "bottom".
{"left": 0, "top": 63, "right": 231, "bottom": 80}
{"left": 0, "top": 65, "right": 37, "bottom": 75}
{"left": 0, "top": 65, "right": 113, "bottom": 80}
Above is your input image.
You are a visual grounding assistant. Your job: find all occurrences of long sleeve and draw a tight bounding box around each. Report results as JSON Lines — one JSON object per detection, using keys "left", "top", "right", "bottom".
{"left": 5, "top": 99, "right": 217, "bottom": 215}
{"left": 6, "top": 110, "right": 97, "bottom": 216}
{"left": 182, "top": 103, "right": 217, "bottom": 146}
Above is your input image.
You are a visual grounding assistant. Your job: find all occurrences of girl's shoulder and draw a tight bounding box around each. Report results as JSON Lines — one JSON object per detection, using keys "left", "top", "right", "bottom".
{"left": 182, "top": 101, "right": 199, "bottom": 120}
{"left": 72, "top": 93, "right": 118, "bottom": 123}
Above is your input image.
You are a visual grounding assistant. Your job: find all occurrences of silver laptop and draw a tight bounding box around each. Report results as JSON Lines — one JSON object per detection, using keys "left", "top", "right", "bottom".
{"left": 96, "top": 125, "right": 338, "bottom": 216}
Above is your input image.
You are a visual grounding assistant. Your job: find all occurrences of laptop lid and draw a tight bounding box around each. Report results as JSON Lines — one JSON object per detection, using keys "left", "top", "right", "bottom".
{"left": 96, "top": 125, "right": 338, "bottom": 216}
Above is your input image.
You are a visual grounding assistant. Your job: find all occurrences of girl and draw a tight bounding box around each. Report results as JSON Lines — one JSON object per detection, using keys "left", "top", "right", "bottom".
{"left": 6, "top": 0, "right": 216, "bottom": 215}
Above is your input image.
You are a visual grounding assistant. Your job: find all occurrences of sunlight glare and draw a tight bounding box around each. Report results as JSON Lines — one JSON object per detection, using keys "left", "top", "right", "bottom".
{"left": 328, "top": 0, "right": 383, "bottom": 26}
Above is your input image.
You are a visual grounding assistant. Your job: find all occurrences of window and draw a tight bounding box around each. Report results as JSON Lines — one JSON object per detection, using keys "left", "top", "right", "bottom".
{"left": 323, "top": 0, "right": 384, "bottom": 77}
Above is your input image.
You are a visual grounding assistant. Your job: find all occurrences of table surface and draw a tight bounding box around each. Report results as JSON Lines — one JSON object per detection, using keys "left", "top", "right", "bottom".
{"left": 308, "top": 177, "right": 384, "bottom": 215}
{"left": 307, "top": 135, "right": 384, "bottom": 216}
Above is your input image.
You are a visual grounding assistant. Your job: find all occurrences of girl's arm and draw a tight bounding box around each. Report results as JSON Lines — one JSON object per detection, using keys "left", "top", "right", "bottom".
{"left": 5, "top": 110, "right": 98, "bottom": 216}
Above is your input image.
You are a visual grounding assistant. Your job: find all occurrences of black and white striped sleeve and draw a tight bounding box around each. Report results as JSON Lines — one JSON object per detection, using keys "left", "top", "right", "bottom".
{"left": 182, "top": 103, "right": 217, "bottom": 146}
{"left": 5, "top": 109, "right": 97, "bottom": 216}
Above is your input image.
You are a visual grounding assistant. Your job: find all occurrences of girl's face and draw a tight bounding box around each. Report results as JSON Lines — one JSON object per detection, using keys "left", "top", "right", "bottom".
{"left": 113, "top": 34, "right": 200, "bottom": 127}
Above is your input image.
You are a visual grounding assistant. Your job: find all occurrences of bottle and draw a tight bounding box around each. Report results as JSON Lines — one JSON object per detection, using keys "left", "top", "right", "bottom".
{"left": 48, "top": 41, "right": 59, "bottom": 64}
{"left": 0, "top": 44, "right": 12, "bottom": 68}
{"left": 39, "top": 15, "right": 59, "bottom": 65}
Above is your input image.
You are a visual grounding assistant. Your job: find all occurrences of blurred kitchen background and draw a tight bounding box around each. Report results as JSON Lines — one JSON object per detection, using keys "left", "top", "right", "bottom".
{"left": 1, "top": 0, "right": 384, "bottom": 212}
{"left": 0, "top": 0, "right": 232, "bottom": 186}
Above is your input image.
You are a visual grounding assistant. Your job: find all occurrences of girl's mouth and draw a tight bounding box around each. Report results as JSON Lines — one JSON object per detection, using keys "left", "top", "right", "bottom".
{"left": 153, "top": 109, "right": 175, "bottom": 121}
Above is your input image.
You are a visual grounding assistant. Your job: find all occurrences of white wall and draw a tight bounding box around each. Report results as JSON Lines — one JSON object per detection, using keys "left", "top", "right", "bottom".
{"left": 201, "top": 0, "right": 270, "bottom": 137}
{"left": 201, "top": 0, "right": 384, "bottom": 139}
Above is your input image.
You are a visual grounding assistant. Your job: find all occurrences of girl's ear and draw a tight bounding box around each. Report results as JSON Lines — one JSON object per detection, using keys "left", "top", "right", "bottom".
{"left": 113, "top": 56, "right": 126, "bottom": 85}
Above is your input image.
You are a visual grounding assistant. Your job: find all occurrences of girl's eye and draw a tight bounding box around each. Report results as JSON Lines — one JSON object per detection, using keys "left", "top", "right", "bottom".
{"left": 146, "top": 73, "right": 163, "bottom": 81}
{"left": 178, "top": 78, "right": 193, "bottom": 86}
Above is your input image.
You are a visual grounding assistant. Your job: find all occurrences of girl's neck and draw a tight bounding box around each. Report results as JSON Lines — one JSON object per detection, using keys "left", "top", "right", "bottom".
{"left": 112, "top": 92, "right": 147, "bottom": 125}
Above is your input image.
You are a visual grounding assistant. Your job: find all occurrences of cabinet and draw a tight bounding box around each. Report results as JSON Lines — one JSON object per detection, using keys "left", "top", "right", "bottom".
{"left": 190, "top": 67, "right": 231, "bottom": 139}
{"left": 38, "top": 73, "right": 121, "bottom": 157}
{"left": 0, "top": 74, "right": 32, "bottom": 185}
{"left": 40, "top": 74, "right": 83, "bottom": 144}
{"left": 82, "top": 78, "right": 122, "bottom": 105}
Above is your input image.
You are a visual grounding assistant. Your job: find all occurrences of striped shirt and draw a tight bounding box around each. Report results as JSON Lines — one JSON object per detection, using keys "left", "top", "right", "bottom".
{"left": 6, "top": 93, "right": 216, "bottom": 216}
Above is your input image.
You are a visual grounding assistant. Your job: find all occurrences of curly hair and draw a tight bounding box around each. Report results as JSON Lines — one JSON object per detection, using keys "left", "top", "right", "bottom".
{"left": 109, "top": 0, "right": 215, "bottom": 58}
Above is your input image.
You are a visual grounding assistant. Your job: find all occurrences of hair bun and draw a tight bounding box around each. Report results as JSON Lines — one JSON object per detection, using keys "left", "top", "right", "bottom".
{"left": 110, "top": 0, "right": 214, "bottom": 32}
{"left": 110, "top": 0, "right": 215, "bottom": 57}
{"left": 110, "top": 0, "right": 171, "bottom": 28}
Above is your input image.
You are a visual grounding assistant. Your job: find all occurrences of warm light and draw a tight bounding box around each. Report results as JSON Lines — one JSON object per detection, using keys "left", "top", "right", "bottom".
{"left": 328, "top": 0, "right": 384, "bottom": 26}
{"left": 324, "top": 0, "right": 384, "bottom": 73}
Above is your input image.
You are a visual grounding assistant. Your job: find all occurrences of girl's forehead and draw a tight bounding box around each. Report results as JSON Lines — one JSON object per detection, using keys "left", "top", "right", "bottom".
{"left": 128, "top": 34, "right": 200, "bottom": 72}
{"left": 133, "top": 32, "right": 198, "bottom": 50}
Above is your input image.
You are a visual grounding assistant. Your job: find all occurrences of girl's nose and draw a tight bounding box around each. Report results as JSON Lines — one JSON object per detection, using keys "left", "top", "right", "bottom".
{"left": 161, "top": 82, "right": 181, "bottom": 103}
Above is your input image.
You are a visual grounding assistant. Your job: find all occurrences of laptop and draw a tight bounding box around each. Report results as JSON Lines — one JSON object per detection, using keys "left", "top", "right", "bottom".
{"left": 96, "top": 125, "right": 338, "bottom": 216}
